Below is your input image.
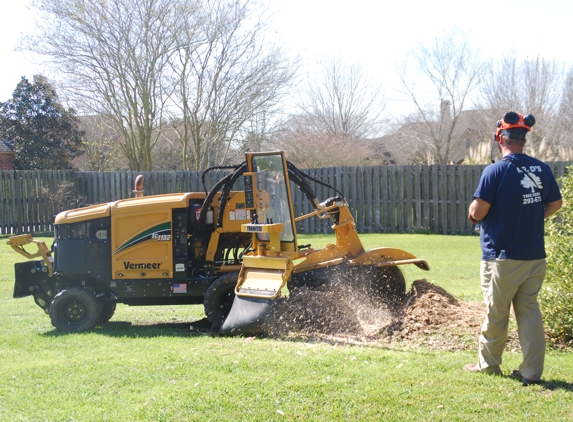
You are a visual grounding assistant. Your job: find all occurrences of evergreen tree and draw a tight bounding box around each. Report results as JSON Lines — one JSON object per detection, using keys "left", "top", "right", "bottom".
{"left": 0, "top": 75, "right": 83, "bottom": 170}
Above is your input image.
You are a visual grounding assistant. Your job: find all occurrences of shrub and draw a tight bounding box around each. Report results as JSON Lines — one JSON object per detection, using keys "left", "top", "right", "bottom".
{"left": 41, "top": 181, "right": 86, "bottom": 215}
{"left": 541, "top": 166, "right": 573, "bottom": 343}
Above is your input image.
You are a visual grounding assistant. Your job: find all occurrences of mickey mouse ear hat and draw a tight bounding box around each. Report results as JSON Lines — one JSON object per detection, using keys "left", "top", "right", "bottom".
{"left": 494, "top": 111, "right": 535, "bottom": 142}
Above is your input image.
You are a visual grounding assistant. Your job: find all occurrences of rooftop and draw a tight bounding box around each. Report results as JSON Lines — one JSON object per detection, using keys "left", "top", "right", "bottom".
{"left": 0, "top": 140, "right": 14, "bottom": 153}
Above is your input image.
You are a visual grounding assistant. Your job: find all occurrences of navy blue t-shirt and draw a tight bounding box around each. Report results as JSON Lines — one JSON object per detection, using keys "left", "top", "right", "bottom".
{"left": 474, "top": 153, "right": 562, "bottom": 261}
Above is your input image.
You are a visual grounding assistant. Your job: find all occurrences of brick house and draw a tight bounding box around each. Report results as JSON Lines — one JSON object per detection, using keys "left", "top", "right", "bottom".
{"left": 0, "top": 140, "right": 15, "bottom": 170}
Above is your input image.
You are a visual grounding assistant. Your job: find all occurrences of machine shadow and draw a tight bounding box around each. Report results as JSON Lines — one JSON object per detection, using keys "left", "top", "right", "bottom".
{"left": 41, "top": 318, "right": 216, "bottom": 338}
{"left": 40, "top": 317, "right": 399, "bottom": 349}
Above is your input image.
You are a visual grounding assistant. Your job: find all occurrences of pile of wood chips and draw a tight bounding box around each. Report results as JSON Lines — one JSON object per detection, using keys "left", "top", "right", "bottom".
{"left": 265, "top": 279, "right": 506, "bottom": 351}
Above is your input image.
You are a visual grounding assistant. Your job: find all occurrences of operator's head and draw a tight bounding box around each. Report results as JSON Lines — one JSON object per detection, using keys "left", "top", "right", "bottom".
{"left": 494, "top": 111, "right": 535, "bottom": 146}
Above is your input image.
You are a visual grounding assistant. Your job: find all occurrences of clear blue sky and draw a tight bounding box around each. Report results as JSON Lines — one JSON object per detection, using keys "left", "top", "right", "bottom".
{"left": 2, "top": 0, "right": 572, "bottom": 116}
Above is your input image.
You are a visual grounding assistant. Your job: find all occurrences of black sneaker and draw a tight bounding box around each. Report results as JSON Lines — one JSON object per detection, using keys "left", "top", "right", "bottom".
{"left": 510, "top": 370, "right": 541, "bottom": 385}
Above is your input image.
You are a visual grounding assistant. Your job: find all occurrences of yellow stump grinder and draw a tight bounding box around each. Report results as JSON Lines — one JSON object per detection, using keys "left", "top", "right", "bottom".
{"left": 7, "top": 151, "right": 429, "bottom": 334}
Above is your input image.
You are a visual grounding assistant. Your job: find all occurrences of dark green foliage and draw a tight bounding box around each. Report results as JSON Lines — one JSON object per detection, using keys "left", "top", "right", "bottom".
{"left": 0, "top": 75, "right": 83, "bottom": 170}
{"left": 542, "top": 166, "right": 573, "bottom": 343}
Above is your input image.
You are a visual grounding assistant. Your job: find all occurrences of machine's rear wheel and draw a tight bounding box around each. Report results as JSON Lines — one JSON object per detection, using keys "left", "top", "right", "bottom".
{"left": 49, "top": 288, "right": 103, "bottom": 332}
{"left": 204, "top": 272, "right": 239, "bottom": 328}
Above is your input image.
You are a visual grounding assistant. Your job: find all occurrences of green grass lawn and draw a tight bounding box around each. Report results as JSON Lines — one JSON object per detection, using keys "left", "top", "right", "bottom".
{"left": 1, "top": 234, "right": 572, "bottom": 421}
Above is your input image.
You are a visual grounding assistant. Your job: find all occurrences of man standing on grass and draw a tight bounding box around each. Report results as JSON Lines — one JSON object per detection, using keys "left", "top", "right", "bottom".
{"left": 464, "top": 111, "right": 562, "bottom": 385}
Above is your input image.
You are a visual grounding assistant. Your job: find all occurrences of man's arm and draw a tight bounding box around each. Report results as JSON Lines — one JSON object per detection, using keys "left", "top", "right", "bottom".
{"left": 544, "top": 199, "right": 562, "bottom": 219}
{"left": 468, "top": 198, "right": 491, "bottom": 223}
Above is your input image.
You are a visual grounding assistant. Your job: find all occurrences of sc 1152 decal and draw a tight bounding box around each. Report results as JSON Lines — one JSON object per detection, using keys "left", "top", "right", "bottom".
{"left": 152, "top": 233, "right": 171, "bottom": 241}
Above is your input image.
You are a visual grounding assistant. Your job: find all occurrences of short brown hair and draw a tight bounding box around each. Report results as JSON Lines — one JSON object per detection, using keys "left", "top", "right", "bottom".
{"left": 503, "top": 134, "right": 526, "bottom": 147}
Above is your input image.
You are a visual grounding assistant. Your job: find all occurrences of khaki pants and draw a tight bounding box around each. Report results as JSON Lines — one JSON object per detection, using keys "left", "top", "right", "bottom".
{"left": 477, "top": 258, "right": 546, "bottom": 380}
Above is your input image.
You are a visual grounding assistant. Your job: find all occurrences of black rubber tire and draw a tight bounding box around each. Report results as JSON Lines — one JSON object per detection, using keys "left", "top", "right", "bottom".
{"left": 97, "top": 302, "right": 117, "bottom": 325}
{"left": 204, "top": 272, "right": 239, "bottom": 329}
{"left": 49, "top": 288, "right": 103, "bottom": 332}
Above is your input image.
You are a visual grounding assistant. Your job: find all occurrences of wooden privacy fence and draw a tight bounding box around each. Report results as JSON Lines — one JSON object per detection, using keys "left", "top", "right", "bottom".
{"left": 1, "top": 163, "right": 570, "bottom": 236}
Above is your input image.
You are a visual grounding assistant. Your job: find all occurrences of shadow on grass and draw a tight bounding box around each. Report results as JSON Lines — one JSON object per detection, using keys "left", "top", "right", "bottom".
{"left": 41, "top": 318, "right": 216, "bottom": 338}
{"left": 507, "top": 376, "right": 573, "bottom": 392}
{"left": 39, "top": 318, "right": 399, "bottom": 349}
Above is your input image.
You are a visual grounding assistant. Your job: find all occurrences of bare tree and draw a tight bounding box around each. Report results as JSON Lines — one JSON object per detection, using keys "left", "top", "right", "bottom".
{"left": 562, "top": 67, "right": 573, "bottom": 122}
{"left": 479, "top": 55, "right": 565, "bottom": 159}
{"left": 28, "top": 0, "right": 187, "bottom": 171}
{"left": 73, "top": 115, "right": 127, "bottom": 171}
{"left": 299, "top": 56, "right": 386, "bottom": 139}
{"left": 27, "top": 0, "right": 294, "bottom": 172}
{"left": 167, "top": 0, "right": 296, "bottom": 171}
{"left": 396, "top": 28, "right": 485, "bottom": 164}
{"left": 151, "top": 124, "right": 187, "bottom": 170}
{"left": 545, "top": 64, "right": 573, "bottom": 159}
{"left": 272, "top": 115, "right": 384, "bottom": 168}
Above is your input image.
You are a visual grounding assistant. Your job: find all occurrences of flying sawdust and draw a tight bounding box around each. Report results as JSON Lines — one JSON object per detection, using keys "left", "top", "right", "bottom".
{"left": 264, "top": 279, "right": 495, "bottom": 350}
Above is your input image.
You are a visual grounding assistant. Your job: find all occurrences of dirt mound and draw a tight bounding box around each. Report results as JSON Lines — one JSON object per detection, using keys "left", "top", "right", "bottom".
{"left": 265, "top": 279, "right": 491, "bottom": 350}
{"left": 388, "top": 280, "right": 486, "bottom": 349}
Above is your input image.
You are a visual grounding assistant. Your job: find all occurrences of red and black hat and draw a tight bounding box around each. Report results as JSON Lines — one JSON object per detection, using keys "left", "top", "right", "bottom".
{"left": 494, "top": 111, "right": 535, "bottom": 142}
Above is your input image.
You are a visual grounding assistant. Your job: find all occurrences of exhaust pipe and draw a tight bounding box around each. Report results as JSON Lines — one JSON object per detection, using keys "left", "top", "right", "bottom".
{"left": 133, "top": 175, "right": 144, "bottom": 197}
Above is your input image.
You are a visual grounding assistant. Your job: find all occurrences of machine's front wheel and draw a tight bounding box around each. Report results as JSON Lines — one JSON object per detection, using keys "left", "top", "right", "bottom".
{"left": 98, "top": 302, "right": 117, "bottom": 326}
{"left": 204, "top": 272, "right": 239, "bottom": 328}
{"left": 49, "top": 288, "right": 103, "bottom": 332}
